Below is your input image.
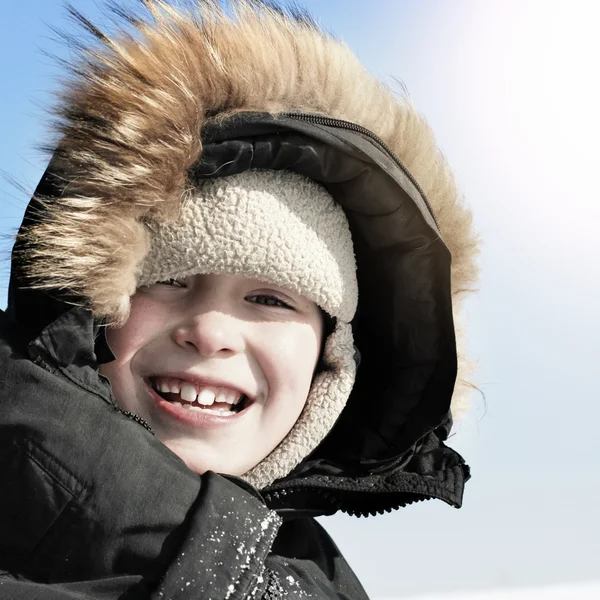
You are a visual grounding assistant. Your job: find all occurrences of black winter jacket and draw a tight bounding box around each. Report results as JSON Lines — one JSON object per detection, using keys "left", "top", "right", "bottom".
{"left": 0, "top": 112, "right": 469, "bottom": 600}
{"left": 0, "top": 306, "right": 369, "bottom": 599}
{"left": 0, "top": 3, "right": 477, "bottom": 598}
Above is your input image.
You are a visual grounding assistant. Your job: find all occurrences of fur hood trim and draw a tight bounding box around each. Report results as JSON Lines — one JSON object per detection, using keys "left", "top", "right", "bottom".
{"left": 19, "top": 0, "right": 479, "bottom": 412}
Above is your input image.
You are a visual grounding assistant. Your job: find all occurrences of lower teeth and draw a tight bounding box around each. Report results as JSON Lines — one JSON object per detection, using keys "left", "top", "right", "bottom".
{"left": 172, "top": 401, "right": 235, "bottom": 416}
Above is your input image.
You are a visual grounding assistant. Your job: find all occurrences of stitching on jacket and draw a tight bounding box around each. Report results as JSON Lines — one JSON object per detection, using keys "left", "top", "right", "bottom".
{"left": 8, "top": 438, "right": 87, "bottom": 561}
{"left": 19, "top": 438, "right": 85, "bottom": 497}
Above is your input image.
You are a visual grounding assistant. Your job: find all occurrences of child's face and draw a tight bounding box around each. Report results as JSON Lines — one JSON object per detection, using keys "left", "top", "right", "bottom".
{"left": 100, "top": 273, "right": 323, "bottom": 477}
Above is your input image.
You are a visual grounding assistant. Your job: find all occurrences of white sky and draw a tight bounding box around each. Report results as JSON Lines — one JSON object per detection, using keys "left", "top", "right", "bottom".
{"left": 375, "top": 578, "right": 600, "bottom": 599}
{"left": 1, "top": 1, "right": 599, "bottom": 598}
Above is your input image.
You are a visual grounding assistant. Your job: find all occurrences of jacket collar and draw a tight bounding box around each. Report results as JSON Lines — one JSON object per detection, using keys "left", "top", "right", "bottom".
{"left": 26, "top": 306, "right": 115, "bottom": 407}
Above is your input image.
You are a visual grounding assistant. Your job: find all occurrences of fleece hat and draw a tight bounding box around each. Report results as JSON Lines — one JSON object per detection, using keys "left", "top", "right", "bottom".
{"left": 139, "top": 169, "right": 358, "bottom": 488}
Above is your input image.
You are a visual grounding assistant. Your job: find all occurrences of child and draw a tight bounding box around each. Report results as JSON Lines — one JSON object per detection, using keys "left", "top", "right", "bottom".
{"left": 0, "top": 1, "right": 479, "bottom": 598}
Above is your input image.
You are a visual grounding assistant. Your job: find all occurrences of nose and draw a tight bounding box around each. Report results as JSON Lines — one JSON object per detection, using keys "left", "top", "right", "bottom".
{"left": 172, "top": 310, "right": 245, "bottom": 357}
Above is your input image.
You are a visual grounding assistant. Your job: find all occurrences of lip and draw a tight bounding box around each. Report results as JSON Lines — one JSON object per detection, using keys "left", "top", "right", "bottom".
{"left": 143, "top": 376, "right": 253, "bottom": 428}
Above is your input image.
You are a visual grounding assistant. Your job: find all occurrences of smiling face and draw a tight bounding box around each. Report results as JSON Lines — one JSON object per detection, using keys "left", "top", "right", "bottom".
{"left": 99, "top": 273, "right": 323, "bottom": 476}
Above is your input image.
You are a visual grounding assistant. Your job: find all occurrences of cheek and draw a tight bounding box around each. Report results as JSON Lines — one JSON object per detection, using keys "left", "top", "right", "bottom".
{"left": 259, "top": 322, "right": 322, "bottom": 397}
{"left": 100, "top": 295, "right": 165, "bottom": 408}
{"left": 105, "top": 294, "right": 164, "bottom": 363}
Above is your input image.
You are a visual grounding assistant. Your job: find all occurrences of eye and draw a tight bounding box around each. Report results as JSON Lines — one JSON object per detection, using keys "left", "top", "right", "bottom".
{"left": 246, "top": 293, "right": 294, "bottom": 310}
{"left": 156, "top": 278, "right": 188, "bottom": 288}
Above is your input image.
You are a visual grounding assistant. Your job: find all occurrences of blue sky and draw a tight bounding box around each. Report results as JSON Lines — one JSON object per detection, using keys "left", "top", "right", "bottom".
{"left": 1, "top": 1, "right": 599, "bottom": 598}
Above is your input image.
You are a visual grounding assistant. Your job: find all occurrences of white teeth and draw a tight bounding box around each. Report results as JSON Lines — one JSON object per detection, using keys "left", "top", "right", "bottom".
{"left": 155, "top": 378, "right": 245, "bottom": 410}
{"left": 201, "top": 406, "right": 236, "bottom": 417}
{"left": 216, "top": 391, "right": 241, "bottom": 405}
{"left": 197, "top": 389, "right": 216, "bottom": 406}
{"left": 180, "top": 384, "right": 198, "bottom": 403}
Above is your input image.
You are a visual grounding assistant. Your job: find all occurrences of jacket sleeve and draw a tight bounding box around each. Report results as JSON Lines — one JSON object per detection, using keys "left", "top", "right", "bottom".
{"left": 0, "top": 315, "right": 368, "bottom": 600}
{"left": 0, "top": 315, "right": 280, "bottom": 600}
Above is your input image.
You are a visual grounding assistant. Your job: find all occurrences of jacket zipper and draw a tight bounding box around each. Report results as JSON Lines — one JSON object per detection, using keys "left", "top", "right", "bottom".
{"left": 116, "top": 408, "right": 154, "bottom": 434}
{"left": 282, "top": 112, "right": 440, "bottom": 229}
{"left": 263, "top": 485, "right": 427, "bottom": 518}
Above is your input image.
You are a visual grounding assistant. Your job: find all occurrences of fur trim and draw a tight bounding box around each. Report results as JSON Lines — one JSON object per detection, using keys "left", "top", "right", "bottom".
{"left": 21, "top": 0, "right": 479, "bottom": 409}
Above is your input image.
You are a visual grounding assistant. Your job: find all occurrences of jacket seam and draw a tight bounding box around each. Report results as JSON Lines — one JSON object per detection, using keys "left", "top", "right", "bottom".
{"left": 231, "top": 512, "right": 281, "bottom": 600}
{"left": 20, "top": 438, "right": 86, "bottom": 498}
{"left": 10, "top": 438, "right": 88, "bottom": 563}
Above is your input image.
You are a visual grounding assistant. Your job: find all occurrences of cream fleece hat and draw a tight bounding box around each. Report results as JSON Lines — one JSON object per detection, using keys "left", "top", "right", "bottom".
{"left": 139, "top": 170, "right": 358, "bottom": 488}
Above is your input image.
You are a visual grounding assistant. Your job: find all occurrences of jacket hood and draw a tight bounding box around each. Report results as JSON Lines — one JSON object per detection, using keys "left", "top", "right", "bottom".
{"left": 8, "top": 1, "right": 479, "bottom": 513}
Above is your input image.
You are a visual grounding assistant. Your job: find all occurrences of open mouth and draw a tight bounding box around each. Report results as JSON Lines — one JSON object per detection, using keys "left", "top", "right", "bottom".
{"left": 149, "top": 376, "right": 250, "bottom": 416}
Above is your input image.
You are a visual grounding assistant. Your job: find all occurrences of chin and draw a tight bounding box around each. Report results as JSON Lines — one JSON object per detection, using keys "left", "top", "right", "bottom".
{"left": 159, "top": 435, "right": 260, "bottom": 477}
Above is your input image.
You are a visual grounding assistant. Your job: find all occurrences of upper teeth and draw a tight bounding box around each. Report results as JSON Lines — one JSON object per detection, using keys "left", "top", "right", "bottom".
{"left": 154, "top": 378, "right": 243, "bottom": 406}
